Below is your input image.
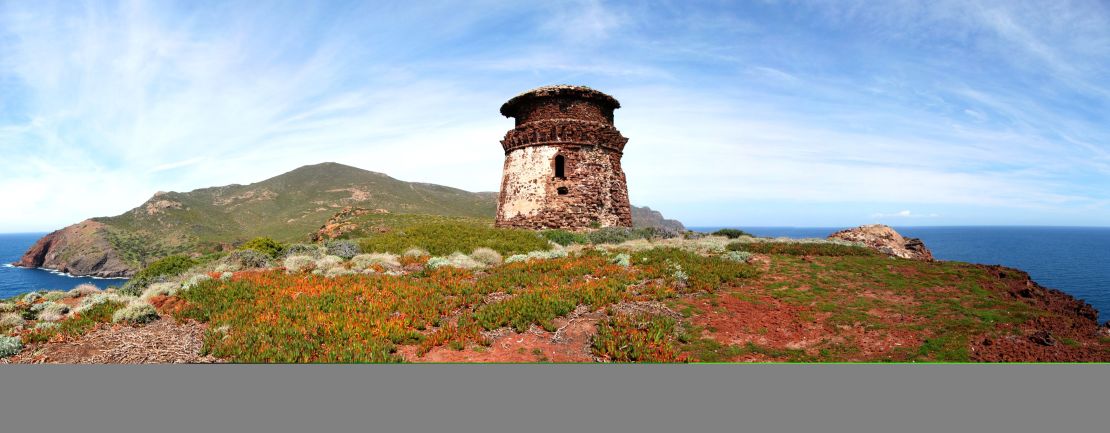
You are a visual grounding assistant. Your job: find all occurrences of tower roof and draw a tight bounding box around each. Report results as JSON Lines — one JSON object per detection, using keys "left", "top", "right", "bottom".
{"left": 500, "top": 85, "right": 621, "bottom": 118}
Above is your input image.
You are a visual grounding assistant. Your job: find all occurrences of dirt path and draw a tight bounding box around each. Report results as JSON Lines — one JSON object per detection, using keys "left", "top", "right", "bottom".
{"left": 6, "top": 318, "right": 219, "bottom": 364}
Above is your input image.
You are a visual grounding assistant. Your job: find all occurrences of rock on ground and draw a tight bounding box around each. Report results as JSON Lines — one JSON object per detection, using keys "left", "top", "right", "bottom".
{"left": 829, "top": 224, "right": 934, "bottom": 261}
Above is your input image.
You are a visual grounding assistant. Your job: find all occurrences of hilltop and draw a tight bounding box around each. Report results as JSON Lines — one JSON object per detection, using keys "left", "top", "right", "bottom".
{"left": 14, "top": 162, "right": 681, "bottom": 277}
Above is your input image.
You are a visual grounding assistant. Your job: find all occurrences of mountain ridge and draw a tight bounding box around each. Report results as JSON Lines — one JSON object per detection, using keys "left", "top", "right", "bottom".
{"left": 14, "top": 162, "right": 683, "bottom": 277}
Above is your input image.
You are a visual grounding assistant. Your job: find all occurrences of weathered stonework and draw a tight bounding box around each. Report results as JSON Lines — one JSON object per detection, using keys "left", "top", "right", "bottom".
{"left": 495, "top": 85, "right": 632, "bottom": 229}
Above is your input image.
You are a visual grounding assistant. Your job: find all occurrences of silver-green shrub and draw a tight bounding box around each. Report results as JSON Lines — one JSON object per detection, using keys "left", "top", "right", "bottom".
{"left": 22, "top": 292, "right": 42, "bottom": 303}
{"left": 36, "top": 302, "right": 70, "bottom": 322}
{"left": 284, "top": 243, "right": 325, "bottom": 259}
{"left": 112, "top": 302, "right": 159, "bottom": 324}
{"left": 470, "top": 248, "right": 503, "bottom": 267}
{"left": 182, "top": 274, "right": 212, "bottom": 290}
{"left": 426, "top": 252, "right": 484, "bottom": 270}
{"left": 284, "top": 255, "right": 317, "bottom": 273}
{"left": 326, "top": 240, "right": 362, "bottom": 260}
{"left": 140, "top": 282, "right": 180, "bottom": 301}
{"left": 723, "top": 250, "right": 753, "bottom": 263}
{"left": 0, "top": 335, "right": 22, "bottom": 358}
{"left": 610, "top": 253, "right": 631, "bottom": 267}
{"left": 0, "top": 302, "right": 15, "bottom": 313}
{"left": 314, "top": 255, "right": 344, "bottom": 272}
{"left": 505, "top": 249, "right": 569, "bottom": 263}
{"left": 350, "top": 253, "right": 401, "bottom": 271}
{"left": 402, "top": 247, "right": 429, "bottom": 258}
{"left": 0, "top": 312, "right": 25, "bottom": 329}
{"left": 42, "top": 291, "right": 67, "bottom": 302}
{"left": 67, "top": 283, "right": 102, "bottom": 298}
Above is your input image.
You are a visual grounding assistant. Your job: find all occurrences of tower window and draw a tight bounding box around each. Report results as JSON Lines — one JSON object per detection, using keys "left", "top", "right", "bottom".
{"left": 554, "top": 155, "right": 565, "bottom": 179}
{"left": 557, "top": 187, "right": 569, "bottom": 195}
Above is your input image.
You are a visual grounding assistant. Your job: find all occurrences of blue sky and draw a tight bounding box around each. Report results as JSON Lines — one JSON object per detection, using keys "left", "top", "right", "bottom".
{"left": 1, "top": 0, "right": 1108, "bottom": 232}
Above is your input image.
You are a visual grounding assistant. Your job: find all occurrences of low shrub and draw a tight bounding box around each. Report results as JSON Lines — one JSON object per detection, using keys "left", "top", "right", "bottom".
{"left": 470, "top": 248, "right": 503, "bottom": 266}
{"left": 0, "top": 335, "right": 22, "bottom": 358}
{"left": 712, "top": 228, "right": 753, "bottom": 239}
{"left": 238, "top": 237, "right": 285, "bottom": 259}
{"left": 224, "top": 249, "right": 273, "bottom": 269}
{"left": 112, "top": 302, "right": 159, "bottom": 324}
{"left": 326, "top": 240, "right": 362, "bottom": 260}
{"left": 541, "top": 230, "right": 588, "bottom": 246}
{"left": 182, "top": 274, "right": 212, "bottom": 290}
{"left": 42, "top": 291, "right": 67, "bottom": 302}
{"left": 357, "top": 220, "right": 549, "bottom": 256}
{"left": 402, "top": 247, "right": 429, "bottom": 258}
{"left": 610, "top": 253, "right": 631, "bottom": 267}
{"left": 324, "top": 267, "right": 357, "bottom": 278}
{"left": 121, "top": 255, "right": 198, "bottom": 296}
{"left": 351, "top": 253, "right": 401, "bottom": 271}
{"left": 67, "top": 283, "right": 102, "bottom": 297}
{"left": 36, "top": 302, "right": 70, "bottom": 322}
{"left": 586, "top": 227, "right": 675, "bottom": 245}
{"left": 22, "top": 292, "right": 42, "bottom": 303}
{"left": 34, "top": 321, "right": 60, "bottom": 331}
{"left": 73, "top": 293, "right": 133, "bottom": 315}
{"left": 723, "top": 250, "right": 753, "bottom": 263}
{"left": 427, "top": 252, "right": 484, "bottom": 270}
{"left": 140, "top": 282, "right": 180, "bottom": 301}
{"left": 727, "top": 241, "right": 878, "bottom": 257}
{"left": 1, "top": 312, "right": 25, "bottom": 329}
{"left": 504, "top": 249, "right": 569, "bottom": 263}
{"left": 284, "top": 255, "right": 317, "bottom": 273}
{"left": 284, "top": 243, "right": 325, "bottom": 258}
{"left": 314, "top": 255, "right": 344, "bottom": 272}
{"left": 0, "top": 302, "right": 15, "bottom": 313}
{"left": 592, "top": 314, "right": 686, "bottom": 362}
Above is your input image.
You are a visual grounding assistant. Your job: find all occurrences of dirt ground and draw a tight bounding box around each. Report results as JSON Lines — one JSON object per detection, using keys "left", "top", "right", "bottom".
{"left": 4, "top": 318, "right": 219, "bottom": 364}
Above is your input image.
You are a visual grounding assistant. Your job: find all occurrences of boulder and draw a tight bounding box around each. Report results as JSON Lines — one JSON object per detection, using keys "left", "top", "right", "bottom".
{"left": 828, "top": 224, "right": 934, "bottom": 261}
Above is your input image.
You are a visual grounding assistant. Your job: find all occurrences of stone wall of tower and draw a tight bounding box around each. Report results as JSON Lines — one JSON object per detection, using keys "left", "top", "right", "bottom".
{"left": 495, "top": 86, "right": 633, "bottom": 230}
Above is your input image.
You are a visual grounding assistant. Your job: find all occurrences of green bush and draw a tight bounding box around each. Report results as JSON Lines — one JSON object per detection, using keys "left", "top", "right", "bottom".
{"left": 585, "top": 227, "right": 675, "bottom": 245}
{"left": 726, "top": 241, "right": 878, "bottom": 257}
{"left": 357, "top": 221, "right": 549, "bottom": 256}
{"left": 713, "top": 228, "right": 753, "bottom": 239}
{"left": 541, "top": 230, "right": 588, "bottom": 246}
{"left": 121, "top": 255, "right": 198, "bottom": 296}
{"left": 238, "top": 237, "right": 285, "bottom": 259}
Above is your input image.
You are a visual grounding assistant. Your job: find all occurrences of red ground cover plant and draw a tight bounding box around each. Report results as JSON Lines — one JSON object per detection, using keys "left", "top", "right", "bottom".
{"left": 172, "top": 249, "right": 758, "bottom": 363}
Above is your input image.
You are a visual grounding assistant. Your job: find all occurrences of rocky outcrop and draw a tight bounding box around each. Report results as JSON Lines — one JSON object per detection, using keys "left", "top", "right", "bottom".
{"left": 311, "top": 207, "right": 390, "bottom": 242}
{"left": 631, "top": 206, "right": 685, "bottom": 232}
{"left": 828, "top": 224, "right": 934, "bottom": 261}
{"left": 12, "top": 220, "right": 133, "bottom": 278}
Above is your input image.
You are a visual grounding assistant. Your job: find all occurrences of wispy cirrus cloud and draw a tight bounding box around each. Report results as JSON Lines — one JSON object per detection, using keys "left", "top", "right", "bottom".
{"left": 0, "top": 1, "right": 1108, "bottom": 231}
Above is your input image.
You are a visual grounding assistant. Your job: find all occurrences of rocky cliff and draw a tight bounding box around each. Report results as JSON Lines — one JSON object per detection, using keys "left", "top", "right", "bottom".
{"left": 631, "top": 206, "right": 685, "bottom": 232}
{"left": 14, "top": 220, "right": 132, "bottom": 278}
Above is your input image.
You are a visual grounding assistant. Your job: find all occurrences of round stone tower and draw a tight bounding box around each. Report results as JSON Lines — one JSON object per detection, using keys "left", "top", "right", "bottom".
{"left": 495, "top": 85, "right": 632, "bottom": 229}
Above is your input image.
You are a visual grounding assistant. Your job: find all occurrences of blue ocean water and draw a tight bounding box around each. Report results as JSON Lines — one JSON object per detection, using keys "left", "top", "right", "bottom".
{"left": 0, "top": 233, "right": 127, "bottom": 300}
{"left": 691, "top": 226, "right": 1110, "bottom": 323}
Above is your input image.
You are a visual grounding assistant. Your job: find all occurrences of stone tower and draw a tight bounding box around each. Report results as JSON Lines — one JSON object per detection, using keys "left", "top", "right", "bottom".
{"left": 495, "top": 85, "right": 633, "bottom": 229}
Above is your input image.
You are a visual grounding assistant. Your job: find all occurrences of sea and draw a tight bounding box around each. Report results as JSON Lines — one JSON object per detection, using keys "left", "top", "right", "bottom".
{"left": 1, "top": 233, "right": 128, "bottom": 300}
{"left": 1, "top": 228, "right": 1108, "bottom": 323}
{"left": 691, "top": 226, "right": 1110, "bottom": 323}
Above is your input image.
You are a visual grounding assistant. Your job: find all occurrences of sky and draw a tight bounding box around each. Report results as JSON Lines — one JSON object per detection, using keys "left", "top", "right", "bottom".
{"left": 1, "top": 0, "right": 1108, "bottom": 232}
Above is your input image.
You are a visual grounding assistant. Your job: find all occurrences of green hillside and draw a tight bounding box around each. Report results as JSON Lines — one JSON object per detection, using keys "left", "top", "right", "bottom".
{"left": 95, "top": 162, "right": 497, "bottom": 266}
